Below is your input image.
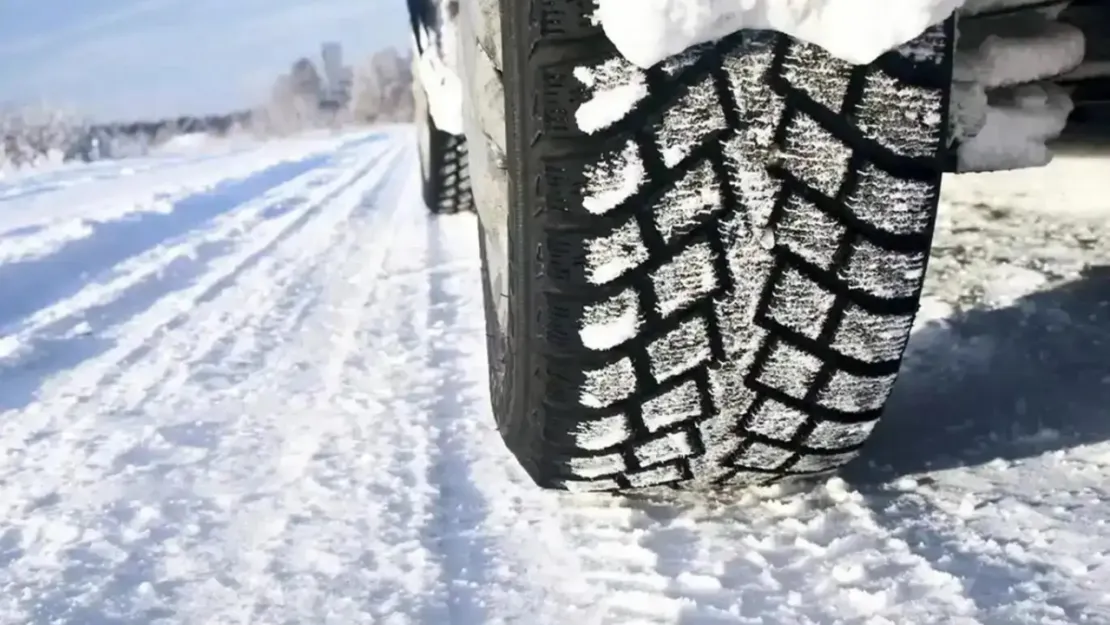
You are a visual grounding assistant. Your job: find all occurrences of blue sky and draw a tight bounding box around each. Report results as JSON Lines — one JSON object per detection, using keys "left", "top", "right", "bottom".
{"left": 0, "top": 0, "right": 408, "bottom": 122}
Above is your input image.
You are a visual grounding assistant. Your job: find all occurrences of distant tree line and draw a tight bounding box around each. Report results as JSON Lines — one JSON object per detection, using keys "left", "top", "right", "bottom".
{"left": 1, "top": 43, "right": 415, "bottom": 173}
{"left": 253, "top": 44, "right": 415, "bottom": 134}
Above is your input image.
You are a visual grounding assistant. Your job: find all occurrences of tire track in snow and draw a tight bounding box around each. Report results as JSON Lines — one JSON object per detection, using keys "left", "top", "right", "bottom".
{"left": 411, "top": 212, "right": 620, "bottom": 624}
{"left": 0, "top": 131, "right": 385, "bottom": 239}
{"left": 453, "top": 470, "right": 979, "bottom": 624}
{"left": 0, "top": 140, "right": 403, "bottom": 486}
{"left": 0, "top": 138, "right": 410, "bottom": 624}
{"left": 0, "top": 144, "right": 399, "bottom": 525}
{"left": 0, "top": 145, "right": 264, "bottom": 206}
{"left": 421, "top": 211, "right": 495, "bottom": 624}
{"left": 0, "top": 136, "right": 389, "bottom": 369}
{"left": 0, "top": 134, "right": 386, "bottom": 344}
{"left": 104, "top": 143, "right": 410, "bottom": 420}
{"left": 0, "top": 153, "right": 218, "bottom": 206}
{"left": 0, "top": 153, "right": 331, "bottom": 314}
{"left": 155, "top": 141, "right": 449, "bottom": 624}
{"left": 0, "top": 139, "right": 395, "bottom": 416}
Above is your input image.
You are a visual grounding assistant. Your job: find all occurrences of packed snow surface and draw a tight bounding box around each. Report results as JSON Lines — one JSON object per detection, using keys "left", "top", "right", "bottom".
{"left": 1, "top": 126, "right": 1110, "bottom": 623}
{"left": 595, "top": 0, "right": 967, "bottom": 68}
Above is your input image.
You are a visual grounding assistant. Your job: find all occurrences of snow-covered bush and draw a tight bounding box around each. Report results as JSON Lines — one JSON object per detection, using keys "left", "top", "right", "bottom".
{"left": 0, "top": 102, "right": 89, "bottom": 171}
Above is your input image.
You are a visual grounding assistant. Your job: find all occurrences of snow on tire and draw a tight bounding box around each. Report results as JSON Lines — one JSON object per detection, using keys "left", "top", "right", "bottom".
{"left": 461, "top": 0, "right": 954, "bottom": 491}
{"left": 414, "top": 63, "right": 475, "bottom": 215}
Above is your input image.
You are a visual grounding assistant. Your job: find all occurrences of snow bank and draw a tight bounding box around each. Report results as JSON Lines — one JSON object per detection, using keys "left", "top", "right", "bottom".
{"left": 595, "top": 0, "right": 967, "bottom": 69}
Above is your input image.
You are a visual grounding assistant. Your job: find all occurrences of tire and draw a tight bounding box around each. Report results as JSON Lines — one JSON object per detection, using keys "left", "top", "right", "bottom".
{"left": 414, "top": 63, "right": 475, "bottom": 215}
{"left": 459, "top": 0, "right": 954, "bottom": 491}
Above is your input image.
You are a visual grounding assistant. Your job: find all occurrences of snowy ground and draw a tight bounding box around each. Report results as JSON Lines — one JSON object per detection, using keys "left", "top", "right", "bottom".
{"left": 0, "top": 126, "right": 1108, "bottom": 624}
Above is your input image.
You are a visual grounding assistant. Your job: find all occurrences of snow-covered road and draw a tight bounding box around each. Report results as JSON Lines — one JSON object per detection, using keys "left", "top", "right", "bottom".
{"left": 0, "top": 126, "right": 1108, "bottom": 624}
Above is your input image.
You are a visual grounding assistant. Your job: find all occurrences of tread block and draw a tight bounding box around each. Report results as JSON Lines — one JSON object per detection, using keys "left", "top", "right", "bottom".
{"left": 847, "top": 164, "right": 936, "bottom": 235}
{"left": 856, "top": 70, "right": 945, "bottom": 158}
{"left": 782, "top": 113, "right": 855, "bottom": 198}
{"left": 634, "top": 430, "right": 698, "bottom": 467}
{"left": 745, "top": 399, "right": 808, "bottom": 442}
{"left": 781, "top": 42, "right": 853, "bottom": 112}
{"left": 572, "top": 413, "right": 632, "bottom": 451}
{"left": 842, "top": 240, "right": 928, "bottom": 300}
{"left": 642, "top": 379, "right": 702, "bottom": 432}
{"left": 817, "top": 369, "right": 899, "bottom": 413}
{"left": 650, "top": 241, "right": 719, "bottom": 318}
{"left": 581, "top": 141, "right": 646, "bottom": 215}
{"left": 655, "top": 75, "right": 729, "bottom": 167}
{"left": 584, "top": 219, "right": 651, "bottom": 285}
{"left": 776, "top": 194, "right": 846, "bottom": 271}
{"left": 732, "top": 440, "right": 794, "bottom": 471}
{"left": 651, "top": 159, "right": 723, "bottom": 243}
{"left": 757, "top": 341, "right": 824, "bottom": 401}
{"left": 831, "top": 304, "right": 916, "bottom": 363}
{"left": 647, "top": 316, "right": 712, "bottom": 383}
{"left": 767, "top": 265, "right": 838, "bottom": 340}
{"left": 580, "top": 356, "right": 638, "bottom": 409}
{"left": 806, "top": 418, "right": 879, "bottom": 450}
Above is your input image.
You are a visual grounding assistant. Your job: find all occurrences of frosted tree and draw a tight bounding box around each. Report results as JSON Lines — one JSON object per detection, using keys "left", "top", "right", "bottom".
{"left": 349, "top": 48, "right": 415, "bottom": 124}
{"left": 0, "top": 102, "right": 88, "bottom": 170}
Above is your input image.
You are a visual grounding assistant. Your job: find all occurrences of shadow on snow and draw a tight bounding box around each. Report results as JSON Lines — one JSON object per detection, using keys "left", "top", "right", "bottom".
{"left": 848, "top": 263, "right": 1110, "bottom": 483}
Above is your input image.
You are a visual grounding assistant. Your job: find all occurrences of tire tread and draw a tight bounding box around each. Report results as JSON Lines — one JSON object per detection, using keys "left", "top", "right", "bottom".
{"left": 472, "top": 0, "right": 953, "bottom": 491}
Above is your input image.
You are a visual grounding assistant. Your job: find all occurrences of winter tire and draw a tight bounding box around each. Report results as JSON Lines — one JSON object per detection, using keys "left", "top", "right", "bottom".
{"left": 414, "top": 64, "right": 475, "bottom": 215}
{"left": 459, "top": 0, "right": 954, "bottom": 491}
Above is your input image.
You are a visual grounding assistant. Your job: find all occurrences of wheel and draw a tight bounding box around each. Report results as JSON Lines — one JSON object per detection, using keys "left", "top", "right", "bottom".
{"left": 413, "top": 60, "right": 475, "bottom": 215}
{"left": 459, "top": 0, "right": 954, "bottom": 491}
